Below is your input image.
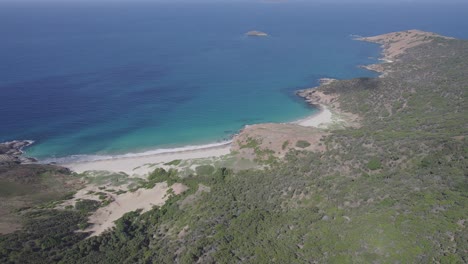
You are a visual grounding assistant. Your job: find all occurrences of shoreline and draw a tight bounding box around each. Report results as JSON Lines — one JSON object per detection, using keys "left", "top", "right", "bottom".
{"left": 58, "top": 105, "right": 332, "bottom": 175}
{"left": 355, "top": 29, "right": 453, "bottom": 76}
{"left": 63, "top": 142, "right": 232, "bottom": 175}
{"left": 293, "top": 104, "right": 333, "bottom": 128}
{"left": 61, "top": 31, "right": 451, "bottom": 175}
{"left": 0, "top": 140, "right": 37, "bottom": 165}
{"left": 4, "top": 30, "right": 450, "bottom": 175}
{"left": 43, "top": 140, "right": 233, "bottom": 165}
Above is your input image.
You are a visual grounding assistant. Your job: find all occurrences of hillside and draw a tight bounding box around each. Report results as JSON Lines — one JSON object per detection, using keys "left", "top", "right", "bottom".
{"left": 0, "top": 141, "right": 83, "bottom": 234}
{"left": 0, "top": 30, "right": 466, "bottom": 263}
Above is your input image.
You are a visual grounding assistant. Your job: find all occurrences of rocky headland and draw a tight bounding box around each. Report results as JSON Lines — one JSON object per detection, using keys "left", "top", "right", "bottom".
{"left": 0, "top": 140, "right": 37, "bottom": 165}
{"left": 232, "top": 30, "right": 456, "bottom": 163}
{"left": 356, "top": 29, "right": 454, "bottom": 76}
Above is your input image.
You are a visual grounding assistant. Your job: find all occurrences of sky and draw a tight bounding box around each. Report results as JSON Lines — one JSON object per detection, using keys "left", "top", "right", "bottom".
{"left": 0, "top": 0, "right": 466, "bottom": 2}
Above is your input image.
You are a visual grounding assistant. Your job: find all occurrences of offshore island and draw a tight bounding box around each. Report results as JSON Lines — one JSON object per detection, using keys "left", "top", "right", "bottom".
{"left": 245, "top": 30, "right": 269, "bottom": 37}
{"left": 0, "top": 30, "right": 466, "bottom": 263}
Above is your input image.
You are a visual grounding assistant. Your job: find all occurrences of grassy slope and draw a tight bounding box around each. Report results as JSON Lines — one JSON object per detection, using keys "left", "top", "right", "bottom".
{"left": 0, "top": 164, "right": 82, "bottom": 234}
{"left": 0, "top": 37, "right": 467, "bottom": 263}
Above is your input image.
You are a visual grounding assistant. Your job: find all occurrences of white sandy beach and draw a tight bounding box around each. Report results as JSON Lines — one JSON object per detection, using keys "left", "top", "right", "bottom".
{"left": 62, "top": 102, "right": 333, "bottom": 235}
{"left": 64, "top": 144, "right": 231, "bottom": 176}
{"left": 295, "top": 106, "right": 333, "bottom": 128}
{"left": 63, "top": 107, "right": 332, "bottom": 176}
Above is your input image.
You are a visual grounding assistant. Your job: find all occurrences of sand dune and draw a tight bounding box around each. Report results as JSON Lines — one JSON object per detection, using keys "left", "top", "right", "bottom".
{"left": 85, "top": 182, "right": 188, "bottom": 236}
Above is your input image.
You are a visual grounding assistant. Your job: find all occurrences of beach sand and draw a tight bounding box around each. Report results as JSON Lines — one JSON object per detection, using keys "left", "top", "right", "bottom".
{"left": 85, "top": 182, "right": 188, "bottom": 236}
{"left": 62, "top": 96, "right": 334, "bottom": 235}
{"left": 63, "top": 108, "right": 332, "bottom": 176}
{"left": 64, "top": 144, "right": 231, "bottom": 176}
{"left": 295, "top": 106, "right": 333, "bottom": 128}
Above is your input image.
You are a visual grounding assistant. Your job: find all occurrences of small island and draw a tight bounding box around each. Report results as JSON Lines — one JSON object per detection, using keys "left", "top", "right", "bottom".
{"left": 245, "top": 30, "right": 268, "bottom": 37}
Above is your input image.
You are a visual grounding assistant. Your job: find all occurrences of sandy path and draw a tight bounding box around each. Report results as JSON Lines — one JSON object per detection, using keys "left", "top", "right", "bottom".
{"left": 85, "top": 182, "right": 187, "bottom": 236}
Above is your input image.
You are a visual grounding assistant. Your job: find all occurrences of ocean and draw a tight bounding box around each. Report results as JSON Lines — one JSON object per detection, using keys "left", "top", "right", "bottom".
{"left": 1, "top": 1, "right": 467, "bottom": 162}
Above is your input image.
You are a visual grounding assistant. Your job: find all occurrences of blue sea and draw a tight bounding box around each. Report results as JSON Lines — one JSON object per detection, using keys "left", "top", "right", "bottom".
{"left": 1, "top": 1, "right": 467, "bottom": 162}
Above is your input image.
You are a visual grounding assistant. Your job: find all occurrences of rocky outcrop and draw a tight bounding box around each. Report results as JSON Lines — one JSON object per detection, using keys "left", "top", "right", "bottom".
{"left": 296, "top": 89, "right": 340, "bottom": 108}
{"left": 318, "top": 78, "right": 337, "bottom": 86}
{"left": 0, "top": 140, "right": 37, "bottom": 165}
{"left": 356, "top": 30, "right": 454, "bottom": 77}
{"left": 296, "top": 81, "right": 361, "bottom": 128}
{"left": 357, "top": 29, "right": 452, "bottom": 61}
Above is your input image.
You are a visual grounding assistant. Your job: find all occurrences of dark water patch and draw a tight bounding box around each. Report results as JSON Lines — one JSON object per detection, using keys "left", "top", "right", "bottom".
{"left": 73, "top": 126, "right": 143, "bottom": 146}
{"left": 127, "top": 85, "right": 200, "bottom": 104}
{"left": 235, "top": 118, "right": 264, "bottom": 124}
{"left": 0, "top": 64, "right": 190, "bottom": 144}
{"left": 279, "top": 83, "right": 328, "bottom": 111}
{"left": 301, "top": 74, "right": 339, "bottom": 87}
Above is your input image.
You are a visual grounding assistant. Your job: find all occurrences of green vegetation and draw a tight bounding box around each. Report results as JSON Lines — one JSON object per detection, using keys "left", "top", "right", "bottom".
{"left": 0, "top": 164, "right": 82, "bottom": 234}
{"left": 164, "top": 159, "right": 182, "bottom": 166}
{"left": 239, "top": 137, "right": 261, "bottom": 149}
{"left": 295, "top": 140, "right": 311, "bottom": 148}
{"left": 147, "top": 168, "right": 179, "bottom": 185}
{"left": 79, "top": 171, "right": 136, "bottom": 187}
{"left": 239, "top": 136, "right": 278, "bottom": 164}
{"left": 281, "top": 140, "right": 290, "bottom": 150}
{"left": 366, "top": 158, "right": 382, "bottom": 170}
{"left": 195, "top": 165, "right": 215, "bottom": 176}
{"left": 1, "top": 36, "right": 467, "bottom": 263}
{"left": 75, "top": 199, "right": 100, "bottom": 213}
{"left": 0, "top": 210, "right": 91, "bottom": 262}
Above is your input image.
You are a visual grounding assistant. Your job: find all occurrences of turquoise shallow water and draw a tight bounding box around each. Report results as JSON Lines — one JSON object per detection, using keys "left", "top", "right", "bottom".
{"left": 0, "top": 2, "right": 467, "bottom": 161}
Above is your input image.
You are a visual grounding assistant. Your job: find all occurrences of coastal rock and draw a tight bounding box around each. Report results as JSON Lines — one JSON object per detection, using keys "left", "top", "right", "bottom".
{"left": 0, "top": 140, "right": 37, "bottom": 165}
{"left": 359, "top": 64, "right": 386, "bottom": 74}
{"left": 319, "top": 78, "right": 337, "bottom": 86}
{"left": 355, "top": 30, "right": 454, "bottom": 78}
{"left": 245, "top": 30, "right": 268, "bottom": 37}
{"left": 296, "top": 80, "right": 361, "bottom": 128}
{"left": 296, "top": 89, "right": 340, "bottom": 108}
{"left": 357, "top": 30, "right": 453, "bottom": 61}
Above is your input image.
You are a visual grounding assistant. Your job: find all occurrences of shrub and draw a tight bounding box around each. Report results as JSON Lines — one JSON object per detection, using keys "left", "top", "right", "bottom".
{"left": 147, "top": 168, "right": 179, "bottom": 185}
{"left": 75, "top": 199, "right": 100, "bottom": 213}
{"left": 367, "top": 158, "right": 382, "bottom": 170}
{"left": 164, "top": 159, "right": 182, "bottom": 166}
{"left": 195, "top": 165, "right": 215, "bottom": 176}
{"left": 296, "top": 140, "right": 311, "bottom": 148}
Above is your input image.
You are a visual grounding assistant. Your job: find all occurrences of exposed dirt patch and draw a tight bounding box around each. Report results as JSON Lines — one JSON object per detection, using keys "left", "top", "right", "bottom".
{"left": 171, "top": 183, "right": 189, "bottom": 195}
{"left": 232, "top": 123, "right": 327, "bottom": 161}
